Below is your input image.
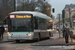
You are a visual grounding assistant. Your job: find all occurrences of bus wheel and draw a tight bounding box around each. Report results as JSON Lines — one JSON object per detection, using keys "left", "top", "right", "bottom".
{"left": 15, "top": 40, "right": 20, "bottom": 43}
{"left": 37, "top": 35, "right": 40, "bottom": 41}
{"left": 48, "top": 33, "right": 51, "bottom": 39}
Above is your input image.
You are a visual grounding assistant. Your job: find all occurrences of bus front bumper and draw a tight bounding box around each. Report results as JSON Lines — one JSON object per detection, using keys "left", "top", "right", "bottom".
{"left": 7, "top": 36, "right": 33, "bottom": 40}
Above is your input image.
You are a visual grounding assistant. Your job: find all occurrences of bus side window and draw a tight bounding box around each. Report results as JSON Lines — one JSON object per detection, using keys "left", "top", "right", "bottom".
{"left": 34, "top": 17, "right": 38, "bottom": 29}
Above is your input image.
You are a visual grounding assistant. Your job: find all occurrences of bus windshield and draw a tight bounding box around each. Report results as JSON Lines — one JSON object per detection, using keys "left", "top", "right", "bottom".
{"left": 8, "top": 14, "right": 33, "bottom": 32}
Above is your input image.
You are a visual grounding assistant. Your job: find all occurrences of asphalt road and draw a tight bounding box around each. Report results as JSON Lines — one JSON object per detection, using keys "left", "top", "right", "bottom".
{"left": 0, "top": 41, "right": 72, "bottom": 50}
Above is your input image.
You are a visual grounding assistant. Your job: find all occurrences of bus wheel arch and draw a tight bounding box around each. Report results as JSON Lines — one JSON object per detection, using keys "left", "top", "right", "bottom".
{"left": 15, "top": 40, "right": 20, "bottom": 43}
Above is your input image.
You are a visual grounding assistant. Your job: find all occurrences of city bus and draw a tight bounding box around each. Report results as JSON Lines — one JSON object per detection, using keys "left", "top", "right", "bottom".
{"left": 4, "top": 11, "right": 53, "bottom": 42}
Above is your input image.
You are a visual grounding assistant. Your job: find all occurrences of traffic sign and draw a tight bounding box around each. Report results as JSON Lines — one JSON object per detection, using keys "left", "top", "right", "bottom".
{"left": 65, "top": 20, "right": 67, "bottom": 23}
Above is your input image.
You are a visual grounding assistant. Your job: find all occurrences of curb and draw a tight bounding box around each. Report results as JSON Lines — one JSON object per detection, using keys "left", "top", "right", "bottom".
{"left": 0, "top": 40, "right": 14, "bottom": 43}
{"left": 31, "top": 43, "right": 75, "bottom": 46}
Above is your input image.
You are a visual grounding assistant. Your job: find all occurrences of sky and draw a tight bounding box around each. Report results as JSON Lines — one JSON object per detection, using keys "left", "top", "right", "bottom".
{"left": 46, "top": 0, "right": 75, "bottom": 18}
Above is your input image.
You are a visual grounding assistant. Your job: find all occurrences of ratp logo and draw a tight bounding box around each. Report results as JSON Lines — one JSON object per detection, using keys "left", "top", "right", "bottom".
{"left": 10, "top": 15, "right": 15, "bottom": 18}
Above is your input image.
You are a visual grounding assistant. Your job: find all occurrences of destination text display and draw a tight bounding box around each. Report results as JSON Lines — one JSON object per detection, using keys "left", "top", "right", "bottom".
{"left": 10, "top": 15, "right": 31, "bottom": 18}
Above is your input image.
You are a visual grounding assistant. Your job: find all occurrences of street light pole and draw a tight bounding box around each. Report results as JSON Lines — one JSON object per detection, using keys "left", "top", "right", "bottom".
{"left": 14, "top": 0, "right": 16, "bottom": 11}
{"left": 69, "top": 8, "right": 72, "bottom": 28}
{"left": 59, "top": 14, "right": 60, "bottom": 38}
{"left": 23, "top": 0, "right": 24, "bottom": 11}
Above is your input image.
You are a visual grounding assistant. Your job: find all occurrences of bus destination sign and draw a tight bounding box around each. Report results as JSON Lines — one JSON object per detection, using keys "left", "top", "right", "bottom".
{"left": 16, "top": 15, "right": 31, "bottom": 18}
{"left": 10, "top": 15, "right": 31, "bottom": 18}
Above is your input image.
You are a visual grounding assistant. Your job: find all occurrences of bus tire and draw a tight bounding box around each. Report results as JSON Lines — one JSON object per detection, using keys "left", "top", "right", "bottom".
{"left": 48, "top": 32, "right": 51, "bottom": 39}
{"left": 15, "top": 40, "right": 20, "bottom": 43}
{"left": 37, "top": 34, "right": 41, "bottom": 41}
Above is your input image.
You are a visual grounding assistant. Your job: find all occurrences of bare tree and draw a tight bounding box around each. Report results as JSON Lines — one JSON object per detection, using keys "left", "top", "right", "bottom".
{"left": 17, "top": 0, "right": 51, "bottom": 16}
{"left": 0, "top": 0, "right": 14, "bottom": 21}
{"left": 0, "top": 0, "right": 51, "bottom": 21}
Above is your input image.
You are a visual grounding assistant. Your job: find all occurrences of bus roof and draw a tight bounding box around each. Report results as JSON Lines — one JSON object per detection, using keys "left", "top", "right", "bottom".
{"left": 10, "top": 11, "right": 52, "bottom": 20}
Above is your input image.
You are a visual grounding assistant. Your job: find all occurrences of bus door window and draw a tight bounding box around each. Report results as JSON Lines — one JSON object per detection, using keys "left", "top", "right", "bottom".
{"left": 73, "top": 22, "right": 75, "bottom": 26}
{"left": 34, "top": 17, "right": 38, "bottom": 29}
{"left": 73, "top": 22, "right": 75, "bottom": 29}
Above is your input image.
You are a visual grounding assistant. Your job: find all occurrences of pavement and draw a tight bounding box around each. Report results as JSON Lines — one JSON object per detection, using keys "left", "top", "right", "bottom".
{"left": 32, "top": 29, "right": 75, "bottom": 46}
{"left": 32, "top": 37, "right": 75, "bottom": 46}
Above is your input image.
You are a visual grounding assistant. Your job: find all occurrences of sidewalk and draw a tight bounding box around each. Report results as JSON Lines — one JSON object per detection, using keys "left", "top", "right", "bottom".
{"left": 32, "top": 37, "right": 75, "bottom": 46}
{"left": 32, "top": 30, "right": 75, "bottom": 46}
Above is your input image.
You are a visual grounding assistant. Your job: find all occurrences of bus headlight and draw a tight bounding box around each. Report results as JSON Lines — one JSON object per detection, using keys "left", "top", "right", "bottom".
{"left": 47, "top": 29, "right": 52, "bottom": 31}
{"left": 28, "top": 34, "right": 32, "bottom": 36}
{"left": 7, "top": 32, "right": 12, "bottom": 37}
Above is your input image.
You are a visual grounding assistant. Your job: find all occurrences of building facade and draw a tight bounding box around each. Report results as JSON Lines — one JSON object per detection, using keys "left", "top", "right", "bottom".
{"left": 63, "top": 4, "right": 75, "bottom": 28}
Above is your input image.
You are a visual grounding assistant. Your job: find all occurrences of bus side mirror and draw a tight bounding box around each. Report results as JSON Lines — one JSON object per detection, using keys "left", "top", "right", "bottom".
{"left": 3, "top": 16, "right": 8, "bottom": 24}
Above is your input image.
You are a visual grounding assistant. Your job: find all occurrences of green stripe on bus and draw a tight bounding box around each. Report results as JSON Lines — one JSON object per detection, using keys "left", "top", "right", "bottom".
{"left": 10, "top": 32, "right": 34, "bottom": 33}
{"left": 34, "top": 16, "right": 51, "bottom": 20}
